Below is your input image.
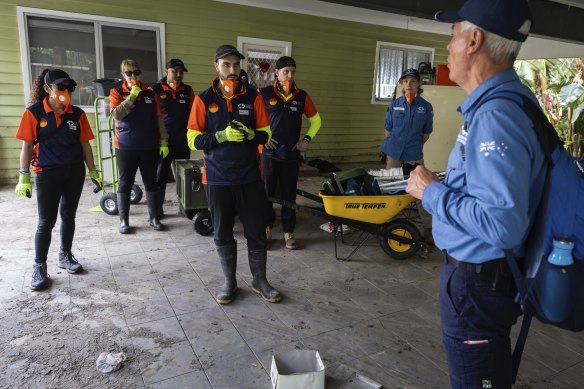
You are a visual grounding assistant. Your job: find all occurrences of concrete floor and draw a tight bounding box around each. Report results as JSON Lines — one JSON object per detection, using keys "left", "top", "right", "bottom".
{"left": 0, "top": 171, "right": 583, "bottom": 388}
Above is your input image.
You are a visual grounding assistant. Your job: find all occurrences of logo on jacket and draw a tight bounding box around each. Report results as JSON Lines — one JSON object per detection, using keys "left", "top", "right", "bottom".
{"left": 39, "top": 118, "right": 48, "bottom": 128}
{"left": 416, "top": 106, "right": 426, "bottom": 113}
{"left": 209, "top": 104, "right": 219, "bottom": 113}
{"left": 269, "top": 98, "right": 277, "bottom": 106}
{"left": 143, "top": 96, "right": 153, "bottom": 104}
{"left": 67, "top": 120, "right": 78, "bottom": 131}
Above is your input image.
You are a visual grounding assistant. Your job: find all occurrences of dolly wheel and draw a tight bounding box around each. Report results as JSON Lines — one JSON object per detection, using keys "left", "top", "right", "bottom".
{"left": 193, "top": 210, "right": 213, "bottom": 236}
{"left": 380, "top": 219, "right": 421, "bottom": 260}
{"left": 100, "top": 193, "right": 118, "bottom": 215}
{"left": 130, "top": 184, "right": 143, "bottom": 204}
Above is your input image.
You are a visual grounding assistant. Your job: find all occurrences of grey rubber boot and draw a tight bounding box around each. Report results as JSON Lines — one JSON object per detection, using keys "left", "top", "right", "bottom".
{"left": 117, "top": 193, "right": 131, "bottom": 234}
{"left": 146, "top": 191, "right": 165, "bottom": 231}
{"left": 216, "top": 244, "right": 238, "bottom": 304}
{"left": 157, "top": 188, "right": 165, "bottom": 219}
{"left": 248, "top": 249, "right": 282, "bottom": 303}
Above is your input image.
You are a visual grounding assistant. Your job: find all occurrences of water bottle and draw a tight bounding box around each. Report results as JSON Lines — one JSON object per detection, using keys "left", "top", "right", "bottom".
{"left": 540, "top": 237, "right": 574, "bottom": 323}
{"left": 547, "top": 238, "right": 575, "bottom": 266}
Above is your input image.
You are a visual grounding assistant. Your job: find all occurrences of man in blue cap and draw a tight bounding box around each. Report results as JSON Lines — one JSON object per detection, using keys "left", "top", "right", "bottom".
{"left": 406, "top": 0, "right": 546, "bottom": 387}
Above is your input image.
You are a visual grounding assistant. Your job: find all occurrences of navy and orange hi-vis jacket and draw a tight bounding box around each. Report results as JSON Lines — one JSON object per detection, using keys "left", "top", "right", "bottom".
{"left": 152, "top": 78, "right": 195, "bottom": 146}
{"left": 110, "top": 82, "right": 161, "bottom": 150}
{"left": 260, "top": 82, "right": 318, "bottom": 161}
{"left": 16, "top": 97, "right": 95, "bottom": 172}
{"left": 187, "top": 77, "right": 270, "bottom": 185}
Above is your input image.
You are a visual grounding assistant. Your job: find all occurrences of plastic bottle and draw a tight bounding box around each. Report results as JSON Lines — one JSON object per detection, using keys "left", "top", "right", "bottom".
{"left": 541, "top": 237, "right": 574, "bottom": 323}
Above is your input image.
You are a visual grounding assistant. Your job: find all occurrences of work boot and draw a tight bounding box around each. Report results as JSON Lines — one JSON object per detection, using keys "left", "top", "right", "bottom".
{"left": 266, "top": 226, "right": 272, "bottom": 250}
{"left": 117, "top": 192, "right": 131, "bottom": 234}
{"left": 30, "top": 262, "right": 49, "bottom": 291}
{"left": 146, "top": 191, "right": 165, "bottom": 231}
{"left": 248, "top": 249, "right": 282, "bottom": 303}
{"left": 58, "top": 250, "right": 83, "bottom": 274}
{"left": 156, "top": 188, "right": 165, "bottom": 219}
{"left": 284, "top": 232, "right": 297, "bottom": 250}
{"left": 216, "top": 244, "right": 238, "bottom": 304}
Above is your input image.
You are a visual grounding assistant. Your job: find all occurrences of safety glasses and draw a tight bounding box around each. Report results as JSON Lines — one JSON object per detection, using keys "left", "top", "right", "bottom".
{"left": 124, "top": 69, "right": 142, "bottom": 77}
{"left": 52, "top": 83, "right": 76, "bottom": 92}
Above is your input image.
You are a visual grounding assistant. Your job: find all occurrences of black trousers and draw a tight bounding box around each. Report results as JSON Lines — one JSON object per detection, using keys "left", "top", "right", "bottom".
{"left": 156, "top": 143, "right": 190, "bottom": 191}
{"left": 34, "top": 162, "right": 85, "bottom": 263}
{"left": 116, "top": 148, "right": 158, "bottom": 193}
{"left": 261, "top": 155, "right": 300, "bottom": 233}
{"left": 205, "top": 181, "right": 268, "bottom": 250}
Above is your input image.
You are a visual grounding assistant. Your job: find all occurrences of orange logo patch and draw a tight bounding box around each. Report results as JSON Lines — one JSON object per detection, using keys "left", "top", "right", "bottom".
{"left": 160, "top": 93, "right": 167, "bottom": 99}
{"left": 39, "top": 119, "right": 48, "bottom": 128}
{"left": 208, "top": 104, "right": 219, "bottom": 113}
{"left": 269, "top": 98, "right": 277, "bottom": 106}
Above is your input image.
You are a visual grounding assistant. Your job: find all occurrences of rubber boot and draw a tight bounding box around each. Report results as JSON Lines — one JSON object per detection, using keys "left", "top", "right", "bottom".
{"left": 157, "top": 188, "right": 165, "bottom": 219}
{"left": 216, "top": 244, "right": 238, "bottom": 304}
{"left": 248, "top": 249, "right": 282, "bottom": 303}
{"left": 146, "top": 191, "right": 165, "bottom": 231}
{"left": 117, "top": 193, "right": 131, "bottom": 234}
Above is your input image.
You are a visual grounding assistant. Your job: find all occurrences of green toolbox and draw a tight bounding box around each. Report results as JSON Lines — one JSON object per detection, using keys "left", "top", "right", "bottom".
{"left": 174, "top": 159, "right": 208, "bottom": 216}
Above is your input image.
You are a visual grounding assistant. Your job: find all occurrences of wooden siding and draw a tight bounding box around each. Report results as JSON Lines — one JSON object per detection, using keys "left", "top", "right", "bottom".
{"left": 0, "top": 0, "right": 450, "bottom": 183}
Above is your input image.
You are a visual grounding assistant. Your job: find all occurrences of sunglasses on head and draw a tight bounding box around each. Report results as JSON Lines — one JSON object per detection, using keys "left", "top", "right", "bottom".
{"left": 51, "top": 83, "right": 76, "bottom": 92}
{"left": 124, "top": 69, "right": 142, "bottom": 77}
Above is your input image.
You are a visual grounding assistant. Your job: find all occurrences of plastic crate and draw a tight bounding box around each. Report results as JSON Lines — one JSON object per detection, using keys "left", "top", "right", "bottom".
{"left": 175, "top": 159, "right": 208, "bottom": 214}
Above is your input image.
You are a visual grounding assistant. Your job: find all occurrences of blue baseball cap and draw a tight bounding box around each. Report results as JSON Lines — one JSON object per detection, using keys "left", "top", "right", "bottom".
{"left": 399, "top": 68, "right": 420, "bottom": 82}
{"left": 435, "top": 0, "right": 532, "bottom": 42}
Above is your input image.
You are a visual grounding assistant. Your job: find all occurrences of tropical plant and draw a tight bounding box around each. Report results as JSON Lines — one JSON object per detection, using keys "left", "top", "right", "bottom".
{"left": 515, "top": 58, "right": 584, "bottom": 158}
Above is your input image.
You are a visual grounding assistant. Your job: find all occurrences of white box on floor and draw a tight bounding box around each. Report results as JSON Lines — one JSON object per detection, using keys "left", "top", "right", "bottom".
{"left": 270, "top": 350, "right": 325, "bottom": 389}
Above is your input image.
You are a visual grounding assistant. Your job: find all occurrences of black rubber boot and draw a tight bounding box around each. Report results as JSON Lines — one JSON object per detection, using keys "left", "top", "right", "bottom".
{"left": 146, "top": 191, "right": 165, "bottom": 231}
{"left": 248, "top": 249, "right": 282, "bottom": 303}
{"left": 156, "top": 188, "right": 165, "bottom": 219}
{"left": 216, "top": 244, "right": 238, "bottom": 304}
{"left": 30, "top": 262, "right": 49, "bottom": 291}
{"left": 117, "top": 193, "right": 131, "bottom": 234}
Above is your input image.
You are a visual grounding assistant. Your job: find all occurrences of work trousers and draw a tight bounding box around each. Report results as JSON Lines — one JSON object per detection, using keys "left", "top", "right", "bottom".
{"left": 116, "top": 148, "right": 158, "bottom": 193}
{"left": 156, "top": 143, "right": 190, "bottom": 191}
{"left": 439, "top": 262, "right": 522, "bottom": 388}
{"left": 34, "top": 162, "right": 85, "bottom": 263}
{"left": 261, "top": 155, "right": 300, "bottom": 233}
{"left": 205, "top": 181, "right": 268, "bottom": 250}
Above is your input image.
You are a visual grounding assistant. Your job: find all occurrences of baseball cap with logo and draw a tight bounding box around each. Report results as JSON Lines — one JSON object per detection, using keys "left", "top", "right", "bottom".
{"left": 275, "top": 56, "right": 296, "bottom": 70}
{"left": 44, "top": 69, "right": 77, "bottom": 87}
{"left": 214, "top": 44, "right": 245, "bottom": 61}
{"left": 435, "top": 0, "right": 532, "bottom": 42}
{"left": 399, "top": 68, "right": 421, "bottom": 82}
{"left": 166, "top": 58, "right": 188, "bottom": 72}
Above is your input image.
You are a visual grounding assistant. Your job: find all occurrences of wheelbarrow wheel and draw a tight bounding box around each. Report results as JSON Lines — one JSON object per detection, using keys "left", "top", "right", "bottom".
{"left": 380, "top": 218, "right": 420, "bottom": 260}
{"left": 130, "top": 184, "right": 143, "bottom": 204}
{"left": 193, "top": 210, "right": 213, "bottom": 236}
{"left": 100, "top": 193, "right": 119, "bottom": 215}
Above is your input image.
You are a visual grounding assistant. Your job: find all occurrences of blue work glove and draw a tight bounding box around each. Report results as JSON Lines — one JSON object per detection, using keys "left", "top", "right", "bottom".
{"left": 160, "top": 139, "right": 169, "bottom": 159}
{"left": 15, "top": 171, "right": 32, "bottom": 198}
{"left": 231, "top": 120, "right": 255, "bottom": 140}
{"left": 215, "top": 125, "right": 245, "bottom": 143}
{"left": 129, "top": 85, "right": 141, "bottom": 101}
{"left": 88, "top": 169, "right": 103, "bottom": 193}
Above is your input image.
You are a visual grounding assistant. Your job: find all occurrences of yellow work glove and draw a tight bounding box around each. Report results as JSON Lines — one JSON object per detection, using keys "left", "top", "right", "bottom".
{"left": 160, "top": 139, "right": 169, "bottom": 159}
{"left": 215, "top": 125, "right": 245, "bottom": 143}
{"left": 129, "top": 85, "right": 141, "bottom": 101}
{"left": 88, "top": 169, "right": 103, "bottom": 193}
{"left": 231, "top": 120, "right": 255, "bottom": 140}
{"left": 15, "top": 170, "right": 32, "bottom": 198}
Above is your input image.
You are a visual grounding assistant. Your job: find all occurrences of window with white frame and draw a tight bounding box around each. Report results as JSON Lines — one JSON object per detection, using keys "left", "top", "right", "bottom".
{"left": 372, "top": 42, "right": 434, "bottom": 104}
{"left": 17, "top": 7, "right": 165, "bottom": 108}
{"left": 237, "top": 37, "right": 292, "bottom": 89}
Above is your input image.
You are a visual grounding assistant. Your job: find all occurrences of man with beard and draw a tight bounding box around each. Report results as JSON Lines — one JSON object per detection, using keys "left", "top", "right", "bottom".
{"left": 152, "top": 58, "right": 195, "bottom": 217}
{"left": 187, "top": 44, "right": 282, "bottom": 305}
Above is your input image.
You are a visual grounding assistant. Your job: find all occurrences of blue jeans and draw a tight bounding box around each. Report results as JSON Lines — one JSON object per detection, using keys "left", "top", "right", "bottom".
{"left": 439, "top": 262, "right": 522, "bottom": 389}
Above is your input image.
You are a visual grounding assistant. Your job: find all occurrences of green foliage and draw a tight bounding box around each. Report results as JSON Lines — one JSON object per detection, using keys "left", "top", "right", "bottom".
{"left": 515, "top": 58, "right": 584, "bottom": 157}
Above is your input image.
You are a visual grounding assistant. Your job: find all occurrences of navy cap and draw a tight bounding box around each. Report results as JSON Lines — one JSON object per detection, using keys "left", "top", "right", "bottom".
{"left": 399, "top": 68, "right": 420, "bottom": 82}
{"left": 435, "top": 0, "right": 532, "bottom": 42}
{"left": 166, "top": 58, "right": 188, "bottom": 72}
{"left": 215, "top": 44, "right": 245, "bottom": 61}
{"left": 44, "top": 69, "right": 77, "bottom": 86}
{"left": 275, "top": 56, "right": 296, "bottom": 70}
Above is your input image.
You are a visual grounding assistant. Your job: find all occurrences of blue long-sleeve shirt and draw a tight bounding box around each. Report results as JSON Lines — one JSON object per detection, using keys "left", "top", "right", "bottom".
{"left": 381, "top": 94, "right": 433, "bottom": 161}
{"left": 423, "top": 69, "right": 547, "bottom": 263}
